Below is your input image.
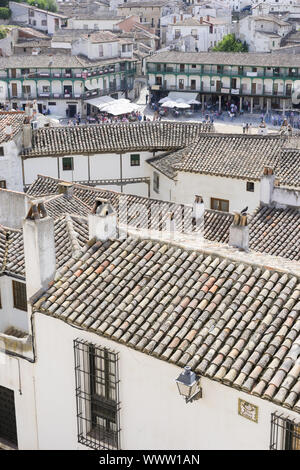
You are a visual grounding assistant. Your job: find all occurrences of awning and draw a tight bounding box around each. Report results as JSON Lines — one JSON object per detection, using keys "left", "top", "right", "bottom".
{"left": 100, "top": 99, "right": 139, "bottom": 116}
{"left": 84, "top": 96, "right": 116, "bottom": 110}
{"left": 168, "top": 92, "right": 199, "bottom": 102}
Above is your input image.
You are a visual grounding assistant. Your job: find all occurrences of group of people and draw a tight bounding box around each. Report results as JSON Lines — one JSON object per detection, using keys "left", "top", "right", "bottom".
{"left": 242, "top": 122, "right": 253, "bottom": 134}
{"left": 67, "top": 111, "right": 153, "bottom": 126}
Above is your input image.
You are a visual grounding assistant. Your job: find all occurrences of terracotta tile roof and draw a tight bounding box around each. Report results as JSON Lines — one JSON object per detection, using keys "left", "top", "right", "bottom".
{"left": 170, "top": 134, "right": 300, "bottom": 186}
{"left": 147, "top": 149, "right": 186, "bottom": 180}
{"left": 147, "top": 50, "right": 300, "bottom": 68}
{"left": 43, "top": 193, "right": 91, "bottom": 218}
{"left": 0, "top": 112, "right": 25, "bottom": 144}
{"left": 81, "top": 31, "right": 120, "bottom": 43}
{"left": 277, "top": 150, "right": 300, "bottom": 187}
{"left": 21, "top": 122, "right": 214, "bottom": 157}
{"left": 26, "top": 175, "right": 232, "bottom": 238}
{"left": 248, "top": 206, "right": 300, "bottom": 261}
{"left": 148, "top": 136, "right": 300, "bottom": 187}
{"left": 0, "top": 214, "right": 88, "bottom": 279}
{"left": 33, "top": 235, "right": 300, "bottom": 412}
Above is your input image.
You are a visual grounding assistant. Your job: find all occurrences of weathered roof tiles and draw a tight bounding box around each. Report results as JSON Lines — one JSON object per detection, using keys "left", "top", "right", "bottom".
{"left": 33, "top": 235, "right": 300, "bottom": 412}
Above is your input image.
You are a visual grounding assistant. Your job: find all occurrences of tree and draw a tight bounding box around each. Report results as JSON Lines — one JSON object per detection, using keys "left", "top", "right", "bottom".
{"left": 27, "top": 0, "right": 57, "bottom": 12}
{"left": 212, "top": 34, "right": 248, "bottom": 53}
{"left": 0, "top": 7, "right": 10, "bottom": 19}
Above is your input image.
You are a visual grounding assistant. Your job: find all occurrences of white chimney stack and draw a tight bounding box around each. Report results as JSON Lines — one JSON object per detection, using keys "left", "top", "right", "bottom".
{"left": 23, "top": 122, "right": 32, "bottom": 149}
{"left": 88, "top": 198, "right": 117, "bottom": 241}
{"left": 23, "top": 202, "right": 56, "bottom": 299}
{"left": 5, "top": 124, "right": 13, "bottom": 137}
{"left": 57, "top": 182, "right": 73, "bottom": 199}
{"left": 192, "top": 195, "right": 204, "bottom": 224}
{"left": 0, "top": 189, "right": 30, "bottom": 229}
{"left": 229, "top": 212, "right": 249, "bottom": 251}
{"left": 260, "top": 166, "right": 275, "bottom": 206}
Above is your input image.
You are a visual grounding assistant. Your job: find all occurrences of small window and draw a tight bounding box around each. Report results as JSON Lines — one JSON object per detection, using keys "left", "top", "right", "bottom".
{"left": 0, "top": 147, "right": 4, "bottom": 157}
{"left": 130, "top": 154, "right": 140, "bottom": 166}
{"left": 180, "top": 64, "right": 185, "bottom": 72}
{"left": 48, "top": 102, "right": 56, "bottom": 106}
{"left": 153, "top": 171, "right": 159, "bottom": 193}
{"left": 270, "top": 413, "right": 300, "bottom": 450}
{"left": 191, "top": 64, "right": 196, "bottom": 68}
{"left": 12, "top": 280, "right": 27, "bottom": 312}
{"left": 41, "top": 20, "right": 47, "bottom": 26}
{"left": 62, "top": 157, "right": 74, "bottom": 171}
{"left": 74, "top": 339, "right": 120, "bottom": 450}
{"left": 0, "top": 180, "right": 6, "bottom": 188}
{"left": 246, "top": 181, "right": 254, "bottom": 192}
{"left": 210, "top": 197, "right": 229, "bottom": 212}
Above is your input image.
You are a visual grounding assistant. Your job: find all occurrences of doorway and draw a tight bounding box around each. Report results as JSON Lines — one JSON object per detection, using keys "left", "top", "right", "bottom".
{"left": 68, "top": 104, "right": 77, "bottom": 117}
{"left": 11, "top": 83, "right": 17, "bottom": 97}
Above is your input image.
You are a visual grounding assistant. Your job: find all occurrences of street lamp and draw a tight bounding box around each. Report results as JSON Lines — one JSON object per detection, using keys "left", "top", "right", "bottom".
{"left": 175, "top": 366, "right": 202, "bottom": 403}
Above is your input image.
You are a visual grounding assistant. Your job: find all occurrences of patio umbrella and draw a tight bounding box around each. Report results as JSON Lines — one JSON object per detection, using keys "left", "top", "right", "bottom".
{"left": 159, "top": 96, "right": 170, "bottom": 104}
{"left": 160, "top": 100, "right": 177, "bottom": 108}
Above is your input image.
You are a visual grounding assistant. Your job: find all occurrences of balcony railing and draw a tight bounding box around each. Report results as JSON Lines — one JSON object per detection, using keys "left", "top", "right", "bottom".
{"left": 159, "top": 84, "right": 294, "bottom": 98}
{"left": 148, "top": 65, "right": 300, "bottom": 80}
{"left": 5, "top": 66, "right": 136, "bottom": 81}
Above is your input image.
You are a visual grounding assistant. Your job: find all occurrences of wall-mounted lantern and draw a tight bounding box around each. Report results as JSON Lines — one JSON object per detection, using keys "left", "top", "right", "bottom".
{"left": 175, "top": 366, "right": 202, "bottom": 403}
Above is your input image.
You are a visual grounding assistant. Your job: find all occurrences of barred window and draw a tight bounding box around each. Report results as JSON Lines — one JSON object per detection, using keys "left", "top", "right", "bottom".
{"left": 74, "top": 339, "right": 120, "bottom": 450}
{"left": 12, "top": 281, "right": 27, "bottom": 312}
{"left": 270, "top": 412, "right": 300, "bottom": 450}
{"left": 0, "top": 385, "right": 18, "bottom": 448}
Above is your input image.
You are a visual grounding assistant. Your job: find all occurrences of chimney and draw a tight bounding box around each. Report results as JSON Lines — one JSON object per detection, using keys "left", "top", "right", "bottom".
{"left": 0, "top": 189, "right": 30, "bottom": 229}
{"left": 207, "top": 15, "right": 210, "bottom": 21}
{"left": 166, "top": 211, "right": 176, "bottom": 237}
{"left": 228, "top": 212, "right": 249, "bottom": 251}
{"left": 23, "top": 122, "right": 32, "bottom": 150}
{"left": 180, "top": 12, "right": 183, "bottom": 21}
{"left": 173, "top": 15, "right": 176, "bottom": 24}
{"left": 23, "top": 202, "right": 56, "bottom": 299}
{"left": 5, "top": 123, "right": 13, "bottom": 138}
{"left": 260, "top": 166, "right": 275, "bottom": 206}
{"left": 192, "top": 195, "right": 204, "bottom": 225}
{"left": 200, "top": 17, "right": 203, "bottom": 24}
{"left": 88, "top": 198, "right": 117, "bottom": 241}
{"left": 57, "top": 182, "right": 73, "bottom": 199}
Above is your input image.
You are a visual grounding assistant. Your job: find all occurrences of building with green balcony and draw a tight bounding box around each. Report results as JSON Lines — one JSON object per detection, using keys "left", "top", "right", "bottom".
{"left": 146, "top": 51, "right": 300, "bottom": 113}
{"left": 0, "top": 34, "right": 137, "bottom": 118}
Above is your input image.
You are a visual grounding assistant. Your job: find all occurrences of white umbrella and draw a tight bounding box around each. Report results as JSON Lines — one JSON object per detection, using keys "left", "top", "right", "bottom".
{"left": 101, "top": 99, "right": 139, "bottom": 116}
{"left": 174, "top": 102, "right": 191, "bottom": 109}
{"left": 160, "top": 100, "right": 177, "bottom": 108}
{"left": 159, "top": 96, "right": 170, "bottom": 104}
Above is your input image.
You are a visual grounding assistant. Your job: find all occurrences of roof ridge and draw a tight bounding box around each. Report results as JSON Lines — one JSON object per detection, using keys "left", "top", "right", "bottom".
{"left": 65, "top": 214, "right": 82, "bottom": 257}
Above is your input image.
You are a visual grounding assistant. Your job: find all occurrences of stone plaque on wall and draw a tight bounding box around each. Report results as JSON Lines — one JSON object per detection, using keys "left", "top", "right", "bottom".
{"left": 238, "top": 398, "right": 258, "bottom": 423}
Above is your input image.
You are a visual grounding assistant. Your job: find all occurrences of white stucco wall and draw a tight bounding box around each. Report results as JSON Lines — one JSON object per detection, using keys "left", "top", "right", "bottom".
{"left": 0, "top": 276, "right": 29, "bottom": 333}
{"left": 33, "top": 312, "right": 300, "bottom": 450}
{"left": 0, "top": 134, "right": 23, "bottom": 191}
{"left": 172, "top": 172, "right": 260, "bottom": 213}
{"left": 0, "top": 351, "right": 37, "bottom": 449}
{"left": 23, "top": 151, "right": 154, "bottom": 197}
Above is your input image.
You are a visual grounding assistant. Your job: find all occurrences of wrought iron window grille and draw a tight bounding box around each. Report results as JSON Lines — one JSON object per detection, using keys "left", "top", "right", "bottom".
{"left": 74, "top": 338, "right": 121, "bottom": 450}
